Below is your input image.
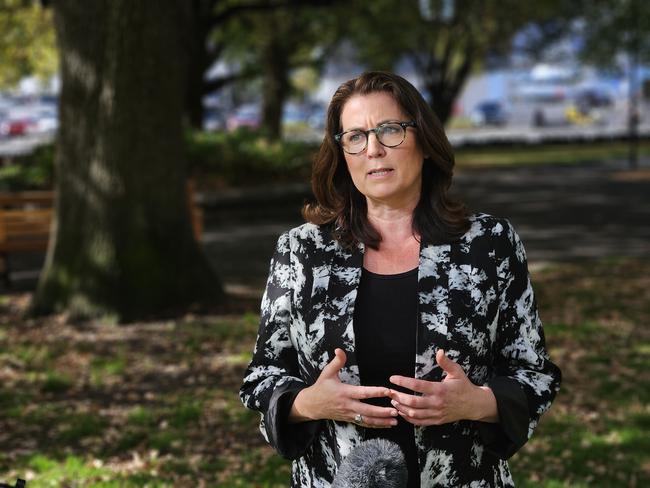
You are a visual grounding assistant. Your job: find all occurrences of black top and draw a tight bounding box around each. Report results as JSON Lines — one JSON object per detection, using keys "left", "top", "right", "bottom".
{"left": 353, "top": 266, "right": 420, "bottom": 488}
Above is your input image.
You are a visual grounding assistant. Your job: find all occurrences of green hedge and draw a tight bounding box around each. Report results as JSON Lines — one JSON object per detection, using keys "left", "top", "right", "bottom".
{"left": 0, "top": 144, "right": 55, "bottom": 191}
{"left": 187, "top": 129, "right": 317, "bottom": 187}
{"left": 0, "top": 130, "right": 319, "bottom": 191}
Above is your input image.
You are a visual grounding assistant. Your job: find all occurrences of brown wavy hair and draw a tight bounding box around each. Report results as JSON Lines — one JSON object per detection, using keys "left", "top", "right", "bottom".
{"left": 302, "top": 71, "right": 469, "bottom": 250}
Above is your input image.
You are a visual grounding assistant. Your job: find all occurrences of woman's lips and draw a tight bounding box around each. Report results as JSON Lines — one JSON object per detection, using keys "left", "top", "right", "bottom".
{"left": 367, "top": 168, "right": 394, "bottom": 178}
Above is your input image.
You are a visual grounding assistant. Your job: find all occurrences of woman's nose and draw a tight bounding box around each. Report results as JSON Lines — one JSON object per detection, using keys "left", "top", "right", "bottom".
{"left": 366, "top": 132, "right": 385, "bottom": 158}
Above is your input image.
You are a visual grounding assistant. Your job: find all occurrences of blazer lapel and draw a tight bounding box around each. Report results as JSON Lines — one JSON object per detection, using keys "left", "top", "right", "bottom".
{"left": 319, "top": 240, "right": 364, "bottom": 386}
{"left": 416, "top": 241, "right": 451, "bottom": 382}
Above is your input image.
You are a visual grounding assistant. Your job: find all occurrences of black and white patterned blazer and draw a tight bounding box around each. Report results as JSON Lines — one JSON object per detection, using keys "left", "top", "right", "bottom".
{"left": 240, "top": 213, "right": 561, "bottom": 487}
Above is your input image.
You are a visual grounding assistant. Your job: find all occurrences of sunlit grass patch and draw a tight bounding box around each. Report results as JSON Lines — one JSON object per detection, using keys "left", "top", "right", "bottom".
{"left": 25, "top": 455, "right": 113, "bottom": 487}
{"left": 90, "top": 354, "right": 128, "bottom": 385}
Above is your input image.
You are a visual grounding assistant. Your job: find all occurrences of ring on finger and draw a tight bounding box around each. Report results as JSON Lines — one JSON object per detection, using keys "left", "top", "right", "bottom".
{"left": 354, "top": 413, "right": 363, "bottom": 424}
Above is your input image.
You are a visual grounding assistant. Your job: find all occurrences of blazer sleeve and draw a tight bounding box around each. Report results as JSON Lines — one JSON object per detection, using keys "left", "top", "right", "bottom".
{"left": 479, "top": 219, "right": 562, "bottom": 459}
{"left": 239, "top": 231, "right": 321, "bottom": 460}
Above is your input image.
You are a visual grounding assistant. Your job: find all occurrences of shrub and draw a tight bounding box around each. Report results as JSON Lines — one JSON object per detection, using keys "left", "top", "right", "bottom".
{"left": 186, "top": 129, "right": 317, "bottom": 188}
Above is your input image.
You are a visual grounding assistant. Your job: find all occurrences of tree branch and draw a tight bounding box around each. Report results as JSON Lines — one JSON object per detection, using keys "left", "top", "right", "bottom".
{"left": 202, "top": 64, "right": 260, "bottom": 95}
{"left": 209, "top": 0, "right": 333, "bottom": 29}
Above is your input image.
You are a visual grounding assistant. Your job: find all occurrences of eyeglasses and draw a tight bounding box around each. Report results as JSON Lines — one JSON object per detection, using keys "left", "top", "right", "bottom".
{"left": 334, "top": 121, "right": 417, "bottom": 154}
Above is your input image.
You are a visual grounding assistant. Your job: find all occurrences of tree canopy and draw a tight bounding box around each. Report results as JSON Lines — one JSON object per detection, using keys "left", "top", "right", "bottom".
{"left": 0, "top": 0, "right": 58, "bottom": 89}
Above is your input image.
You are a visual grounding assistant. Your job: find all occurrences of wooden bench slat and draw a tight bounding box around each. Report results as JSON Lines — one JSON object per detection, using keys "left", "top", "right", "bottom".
{"left": 0, "top": 184, "right": 203, "bottom": 287}
{"left": 0, "top": 240, "right": 50, "bottom": 252}
{"left": 0, "top": 191, "right": 55, "bottom": 205}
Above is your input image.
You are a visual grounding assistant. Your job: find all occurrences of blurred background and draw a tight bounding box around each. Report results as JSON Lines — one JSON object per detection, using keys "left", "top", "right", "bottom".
{"left": 0, "top": 0, "right": 648, "bottom": 486}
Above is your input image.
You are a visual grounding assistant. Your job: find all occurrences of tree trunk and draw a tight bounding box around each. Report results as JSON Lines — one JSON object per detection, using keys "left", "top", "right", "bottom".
{"left": 31, "top": 0, "right": 224, "bottom": 322}
{"left": 427, "top": 85, "right": 455, "bottom": 126}
{"left": 425, "top": 48, "right": 474, "bottom": 125}
{"left": 261, "top": 30, "right": 290, "bottom": 141}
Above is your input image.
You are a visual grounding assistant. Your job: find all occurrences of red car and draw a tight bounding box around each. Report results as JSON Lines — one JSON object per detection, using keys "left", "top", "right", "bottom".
{"left": 0, "top": 111, "right": 37, "bottom": 137}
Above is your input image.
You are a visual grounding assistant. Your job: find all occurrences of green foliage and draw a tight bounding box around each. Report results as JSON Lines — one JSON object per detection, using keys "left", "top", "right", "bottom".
{"left": 342, "top": 0, "right": 578, "bottom": 123}
{"left": 186, "top": 129, "right": 316, "bottom": 186}
{"left": 580, "top": 0, "right": 650, "bottom": 66}
{"left": 0, "top": 0, "right": 58, "bottom": 89}
{"left": 0, "top": 144, "right": 55, "bottom": 191}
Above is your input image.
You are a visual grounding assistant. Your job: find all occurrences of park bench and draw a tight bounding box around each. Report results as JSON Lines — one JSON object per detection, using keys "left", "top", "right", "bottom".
{"left": 0, "top": 182, "right": 203, "bottom": 287}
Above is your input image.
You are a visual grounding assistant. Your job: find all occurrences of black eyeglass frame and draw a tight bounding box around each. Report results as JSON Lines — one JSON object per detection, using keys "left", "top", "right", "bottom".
{"left": 334, "top": 121, "right": 417, "bottom": 154}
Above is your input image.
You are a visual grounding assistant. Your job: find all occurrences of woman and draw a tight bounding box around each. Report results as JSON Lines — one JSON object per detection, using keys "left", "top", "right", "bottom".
{"left": 240, "top": 71, "right": 561, "bottom": 487}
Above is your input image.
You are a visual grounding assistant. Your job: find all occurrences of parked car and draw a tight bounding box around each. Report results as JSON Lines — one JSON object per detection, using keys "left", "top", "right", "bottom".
{"left": 226, "top": 104, "right": 261, "bottom": 131}
{"left": 470, "top": 100, "right": 509, "bottom": 127}
{"left": 0, "top": 109, "right": 36, "bottom": 137}
{"left": 574, "top": 88, "right": 613, "bottom": 110}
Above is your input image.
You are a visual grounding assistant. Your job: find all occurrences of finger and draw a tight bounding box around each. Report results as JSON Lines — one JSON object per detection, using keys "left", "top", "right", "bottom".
{"left": 389, "top": 375, "right": 437, "bottom": 394}
{"left": 347, "top": 385, "right": 392, "bottom": 400}
{"left": 387, "top": 390, "right": 427, "bottom": 408}
{"left": 352, "top": 401, "right": 399, "bottom": 419}
{"left": 321, "top": 348, "right": 347, "bottom": 378}
{"left": 390, "top": 400, "right": 431, "bottom": 420}
{"left": 436, "top": 349, "right": 465, "bottom": 378}
{"left": 355, "top": 415, "right": 398, "bottom": 428}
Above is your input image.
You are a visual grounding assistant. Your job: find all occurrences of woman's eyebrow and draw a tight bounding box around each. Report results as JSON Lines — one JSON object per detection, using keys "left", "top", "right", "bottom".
{"left": 342, "top": 119, "right": 402, "bottom": 131}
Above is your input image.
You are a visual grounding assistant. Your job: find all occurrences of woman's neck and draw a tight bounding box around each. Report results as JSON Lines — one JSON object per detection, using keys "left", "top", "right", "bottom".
{"left": 366, "top": 195, "right": 419, "bottom": 244}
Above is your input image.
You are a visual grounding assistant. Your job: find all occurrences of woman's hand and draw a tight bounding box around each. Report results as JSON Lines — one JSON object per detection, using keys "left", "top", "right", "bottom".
{"left": 388, "top": 349, "right": 499, "bottom": 426}
{"left": 290, "top": 348, "right": 398, "bottom": 428}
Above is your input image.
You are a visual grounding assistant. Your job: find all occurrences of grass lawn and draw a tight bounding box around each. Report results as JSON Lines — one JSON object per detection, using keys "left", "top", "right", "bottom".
{"left": 455, "top": 140, "right": 650, "bottom": 168}
{"left": 0, "top": 257, "right": 648, "bottom": 487}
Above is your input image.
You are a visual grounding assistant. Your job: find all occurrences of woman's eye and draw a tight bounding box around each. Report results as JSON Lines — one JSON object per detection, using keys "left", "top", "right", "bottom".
{"left": 348, "top": 132, "right": 363, "bottom": 143}
{"left": 382, "top": 125, "right": 400, "bottom": 134}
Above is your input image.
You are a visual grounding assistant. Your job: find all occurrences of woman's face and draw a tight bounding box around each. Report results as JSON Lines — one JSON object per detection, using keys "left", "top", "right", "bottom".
{"left": 339, "top": 91, "right": 424, "bottom": 208}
